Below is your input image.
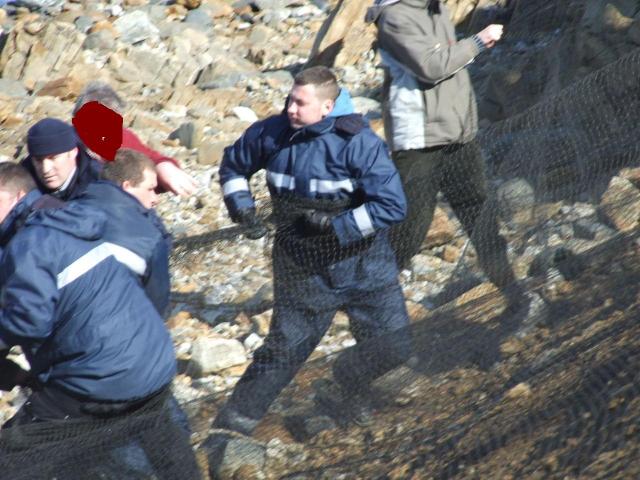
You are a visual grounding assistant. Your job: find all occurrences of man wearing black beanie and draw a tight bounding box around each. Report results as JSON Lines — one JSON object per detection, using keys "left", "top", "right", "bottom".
{"left": 21, "top": 117, "right": 101, "bottom": 201}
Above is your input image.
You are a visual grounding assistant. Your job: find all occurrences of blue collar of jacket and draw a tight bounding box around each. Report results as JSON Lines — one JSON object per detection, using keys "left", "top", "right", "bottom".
{"left": 291, "top": 113, "right": 368, "bottom": 140}
{"left": 81, "top": 181, "right": 170, "bottom": 240}
{"left": 83, "top": 181, "right": 147, "bottom": 215}
{"left": 0, "top": 189, "right": 43, "bottom": 247}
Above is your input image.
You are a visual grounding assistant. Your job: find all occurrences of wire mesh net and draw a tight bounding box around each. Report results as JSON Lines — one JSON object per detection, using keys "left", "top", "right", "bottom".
{"left": 4, "top": 0, "right": 640, "bottom": 478}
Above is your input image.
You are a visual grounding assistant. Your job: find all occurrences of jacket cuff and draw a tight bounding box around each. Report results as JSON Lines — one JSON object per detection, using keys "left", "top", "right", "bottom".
{"left": 471, "top": 34, "right": 486, "bottom": 54}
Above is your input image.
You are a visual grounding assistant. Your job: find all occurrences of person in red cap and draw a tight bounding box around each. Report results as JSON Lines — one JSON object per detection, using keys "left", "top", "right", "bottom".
{"left": 73, "top": 81, "right": 198, "bottom": 197}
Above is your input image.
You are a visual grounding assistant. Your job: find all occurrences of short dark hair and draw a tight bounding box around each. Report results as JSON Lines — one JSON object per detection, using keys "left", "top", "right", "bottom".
{"left": 101, "top": 149, "right": 156, "bottom": 187}
{"left": 293, "top": 66, "right": 339, "bottom": 101}
{"left": 73, "top": 81, "right": 126, "bottom": 116}
{"left": 0, "top": 162, "right": 36, "bottom": 194}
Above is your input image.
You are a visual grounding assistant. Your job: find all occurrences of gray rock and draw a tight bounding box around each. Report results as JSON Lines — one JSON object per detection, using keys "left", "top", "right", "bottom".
{"left": 0, "top": 78, "right": 27, "bottom": 97}
{"left": 497, "top": 177, "right": 535, "bottom": 220}
{"left": 82, "top": 30, "right": 116, "bottom": 51}
{"left": 189, "top": 337, "right": 246, "bottom": 376}
{"left": 216, "top": 435, "right": 266, "bottom": 479}
{"left": 262, "top": 8, "right": 290, "bottom": 28}
{"left": 199, "top": 73, "right": 251, "bottom": 90}
{"left": 157, "top": 21, "right": 188, "bottom": 40}
{"left": 184, "top": 7, "right": 213, "bottom": 31}
{"left": 252, "top": 0, "right": 287, "bottom": 10}
{"left": 232, "top": 106, "right": 258, "bottom": 123}
{"left": 572, "top": 218, "right": 599, "bottom": 240}
{"left": 113, "top": 10, "right": 159, "bottom": 44}
{"left": 169, "top": 121, "right": 202, "bottom": 149}
{"left": 74, "top": 15, "right": 94, "bottom": 33}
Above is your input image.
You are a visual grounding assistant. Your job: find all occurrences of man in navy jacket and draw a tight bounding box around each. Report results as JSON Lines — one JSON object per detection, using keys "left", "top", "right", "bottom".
{"left": 78, "top": 148, "right": 172, "bottom": 317}
{"left": 20, "top": 117, "right": 101, "bottom": 201}
{"left": 206, "top": 67, "right": 411, "bottom": 469}
{"left": 0, "top": 163, "right": 199, "bottom": 478}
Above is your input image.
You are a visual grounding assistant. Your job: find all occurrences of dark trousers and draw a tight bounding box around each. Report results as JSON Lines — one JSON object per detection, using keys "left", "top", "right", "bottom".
{"left": 222, "top": 234, "right": 412, "bottom": 423}
{"left": 391, "top": 141, "right": 517, "bottom": 290}
{"left": 2, "top": 385, "right": 201, "bottom": 479}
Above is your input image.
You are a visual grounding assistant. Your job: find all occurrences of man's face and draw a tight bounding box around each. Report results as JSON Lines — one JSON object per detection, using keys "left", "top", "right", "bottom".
{"left": 123, "top": 168, "right": 158, "bottom": 209}
{"left": 287, "top": 84, "right": 334, "bottom": 129}
{"left": 31, "top": 148, "right": 78, "bottom": 191}
{"left": 0, "top": 188, "right": 22, "bottom": 224}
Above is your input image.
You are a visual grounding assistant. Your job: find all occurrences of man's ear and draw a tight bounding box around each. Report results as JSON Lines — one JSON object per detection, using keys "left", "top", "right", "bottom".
{"left": 122, "top": 180, "right": 132, "bottom": 192}
{"left": 321, "top": 98, "right": 335, "bottom": 117}
{"left": 15, "top": 189, "right": 28, "bottom": 203}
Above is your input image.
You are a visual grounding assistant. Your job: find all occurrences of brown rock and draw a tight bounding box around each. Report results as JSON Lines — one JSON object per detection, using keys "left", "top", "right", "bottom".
{"left": 423, "top": 206, "right": 456, "bottom": 248}
{"left": 251, "top": 310, "right": 272, "bottom": 336}
{"left": 166, "top": 4, "right": 188, "bottom": 18}
{"left": 220, "top": 361, "right": 250, "bottom": 377}
{"left": 130, "top": 112, "right": 173, "bottom": 133}
{"left": 176, "top": 0, "right": 201, "bottom": 10}
{"left": 388, "top": 462, "right": 412, "bottom": 480}
{"left": 167, "top": 310, "right": 193, "bottom": 329}
{"left": 202, "top": 0, "right": 233, "bottom": 17}
{"left": 35, "top": 76, "right": 83, "bottom": 100}
{"left": 20, "top": 22, "right": 85, "bottom": 90}
{"left": 453, "top": 282, "right": 501, "bottom": 312}
{"left": 89, "top": 20, "right": 119, "bottom": 37}
{"left": 500, "top": 338, "right": 525, "bottom": 355}
{"left": 619, "top": 166, "right": 640, "bottom": 189}
{"left": 308, "top": 1, "right": 375, "bottom": 67}
{"left": 124, "top": 0, "right": 148, "bottom": 6}
{"left": 505, "top": 382, "right": 532, "bottom": 400}
{"left": 441, "top": 244, "right": 460, "bottom": 263}
{"left": 406, "top": 301, "right": 430, "bottom": 322}
{"left": 599, "top": 176, "right": 640, "bottom": 232}
{"left": 197, "top": 140, "right": 227, "bottom": 166}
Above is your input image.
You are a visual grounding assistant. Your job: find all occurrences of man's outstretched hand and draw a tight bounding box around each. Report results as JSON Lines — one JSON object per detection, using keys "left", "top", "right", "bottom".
{"left": 476, "top": 24, "right": 504, "bottom": 49}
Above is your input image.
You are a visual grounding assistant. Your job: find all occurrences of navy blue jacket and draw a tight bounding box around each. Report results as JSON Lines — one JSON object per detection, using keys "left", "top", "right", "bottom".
{"left": 219, "top": 91, "right": 407, "bottom": 247}
{"left": 21, "top": 147, "right": 102, "bottom": 201}
{"left": 73, "top": 181, "right": 172, "bottom": 317}
{"left": 0, "top": 198, "right": 176, "bottom": 401}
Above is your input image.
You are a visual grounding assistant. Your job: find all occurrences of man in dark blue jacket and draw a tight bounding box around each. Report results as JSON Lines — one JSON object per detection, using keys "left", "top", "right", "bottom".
{"left": 20, "top": 117, "right": 101, "bottom": 201}
{"left": 0, "top": 163, "right": 199, "bottom": 479}
{"left": 78, "top": 148, "right": 172, "bottom": 317}
{"left": 205, "top": 67, "right": 411, "bottom": 470}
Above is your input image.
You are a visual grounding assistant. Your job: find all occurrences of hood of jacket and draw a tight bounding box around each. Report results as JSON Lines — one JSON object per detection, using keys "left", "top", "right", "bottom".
{"left": 25, "top": 200, "right": 106, "bottom": 242}
{"left": 0, "top": 189, "right": 43, "bottom": 248}
{"left": 78, "top": 180, "right": 170, "bottom": 248}
{"left": 329, "top": 88, "right": 355, "bottom": 117}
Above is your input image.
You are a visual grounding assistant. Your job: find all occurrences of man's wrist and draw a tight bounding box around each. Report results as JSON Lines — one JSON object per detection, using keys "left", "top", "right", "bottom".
{"left": 472, "top": 34, "right": 486, "bottom": 53}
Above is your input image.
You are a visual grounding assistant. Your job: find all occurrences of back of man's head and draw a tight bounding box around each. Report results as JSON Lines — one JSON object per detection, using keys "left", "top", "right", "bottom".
{"left": 102, "top": 149, "right": 158, "bottom": 209}
{"left": 293, "top": 66, "right": 339, "bottom": 102}
{"left": 101, "top": 149, "right": 155, "bottom": 187}
{"left": 73, "top": 81, "right": 126, "bottom": 116}
{"left": 0, "top": 162, "right": 36, "bottom": 195}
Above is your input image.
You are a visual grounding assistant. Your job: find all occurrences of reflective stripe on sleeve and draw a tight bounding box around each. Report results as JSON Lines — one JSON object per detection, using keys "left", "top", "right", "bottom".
{"left": 222, "top": 177, "right": 250, "bottom": 196}
{"left": 57, "top": 242, "right": 147, "bottom": 289}
{"left": 352, "top": 205, "right": 375, "bottom": 237}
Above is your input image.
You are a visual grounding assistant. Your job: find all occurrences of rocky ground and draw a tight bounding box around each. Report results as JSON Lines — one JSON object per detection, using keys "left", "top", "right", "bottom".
{"left": 1, "top": 0, "right": 640, "bottom": 478}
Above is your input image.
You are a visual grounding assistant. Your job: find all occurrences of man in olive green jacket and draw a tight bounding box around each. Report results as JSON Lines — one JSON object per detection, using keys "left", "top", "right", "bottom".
{"left": 368, "top": 0, "right": 522, "bottom": 302}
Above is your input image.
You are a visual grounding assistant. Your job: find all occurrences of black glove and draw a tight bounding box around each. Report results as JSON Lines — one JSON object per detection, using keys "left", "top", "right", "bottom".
{"left": 0, "top": 357, "right": 34, "bottom": 391}
{"left": 233, "top": 208, "right": 267, "bottom": 240}
{"left": 301, "top": 210, "right": 334, "bottom": 236}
